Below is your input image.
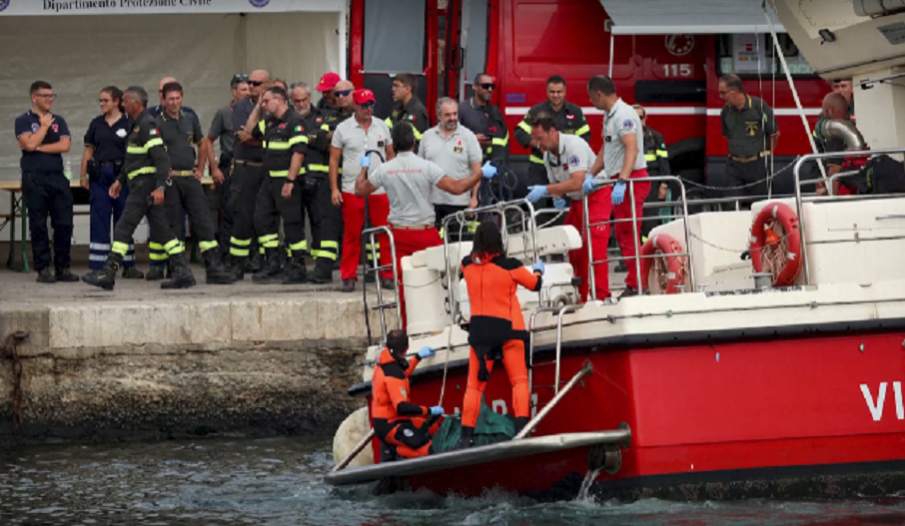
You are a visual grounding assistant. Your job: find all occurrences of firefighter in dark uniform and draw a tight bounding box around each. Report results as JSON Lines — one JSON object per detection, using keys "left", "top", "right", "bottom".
{"left": 155, "top": 82, "right": 234, "bottom": 285}
{"left": 83, "top": 86, "right": 194, "bottom": 290}
{"left": 514, "top": 75, "right": 590, "bottom": 215}
{"left": 385, "top": 73, "right": 430, "bottom": 148}
{"left": 246, "top": 86, "right": 310, "bottom": 284}
{"left": 459, "top": 72, "right": 509, "bottom": 163}
{"left": 228, "top": 69, "right": 270, "bottom": 279}
{"left": 634, "top": 104, "right": 671, "bottom": 242}
{"left": 718, "top": 74, "right": 779, "bottom": 210}
{"left": 296, "top": 84, "right": 342, "bottom": 284}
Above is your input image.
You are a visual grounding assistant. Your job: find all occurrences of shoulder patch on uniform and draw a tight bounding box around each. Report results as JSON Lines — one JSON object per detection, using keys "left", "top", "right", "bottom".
{"left": 150, "top": 129, "right": 159, "bottom": 135}
{"left": 294, "top": 125, "right": 302, "bottom": 132}
{"left": 622, "top": 119, "right": 635, "bottom": 131}
{"left": 400, "top": 387, "right": 407, "bottom": 398}
{"left": 570, "top": 155, "right": 580, "bottom": 167}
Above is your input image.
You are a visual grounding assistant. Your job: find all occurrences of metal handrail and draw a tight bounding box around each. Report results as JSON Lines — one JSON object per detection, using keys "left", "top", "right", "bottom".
{"left": 554, "top": 305, "right": 581, "bottom": 395}
{"left": 362, "top": 225, "right": 400, "bottom": 340}
{"left": 583, "top": 175, "right": 694, "bottom": 300}
{"left": 514, "top": 361, "right": 593, "bottom": 440}
{"left": 793, "top": 147, "right": 905, "bottom": 284}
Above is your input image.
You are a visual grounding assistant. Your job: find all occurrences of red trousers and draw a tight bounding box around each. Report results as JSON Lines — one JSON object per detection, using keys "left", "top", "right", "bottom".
{"left": 565, "top": 188, "right": 613, "bottom": 302}
{"left": 613, "top": 170, "right": 650, "bottom": 292}
{"left": 462, "top": 340, "right": 530, "bottom": 429}
{"left": 391, "top": 227, "right": 443, "bottom": 330}
{"left": 341, "top": 192, "right": 392, "bottom": 281}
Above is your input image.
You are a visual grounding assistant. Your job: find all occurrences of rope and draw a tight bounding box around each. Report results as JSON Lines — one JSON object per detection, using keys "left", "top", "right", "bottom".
{"left": 677, "top": 156, "right": 800, "bottom": 191}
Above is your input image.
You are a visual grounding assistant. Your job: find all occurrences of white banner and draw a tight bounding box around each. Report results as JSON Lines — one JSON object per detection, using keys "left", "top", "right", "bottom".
{"left": 0, "top": 0, "right": 344, "bottom": 16}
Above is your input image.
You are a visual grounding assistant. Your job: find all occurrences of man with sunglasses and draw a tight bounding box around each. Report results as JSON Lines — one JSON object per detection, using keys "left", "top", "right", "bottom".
{"left": 205, "top": 74, "right": 249, "bottom": 255}
{"left": 330, "top": 88, "right": 395, "bottom": 293}
{"left": 386, "top": 73, "right": 430, "bottom": 149}
{"left": 459, "top": 73, "right": 509, "bottom": 163}
{"left": 228, "top": 69, "right": 271, "bottom": 279}
{"left": 15, "top": 80, "right": 76, "bottom": 283}
{"left": 314, "top": 72, "right": 341, "bottom": 112}
{"left": 718, "top": 73, "right": 779, "bottom": 210}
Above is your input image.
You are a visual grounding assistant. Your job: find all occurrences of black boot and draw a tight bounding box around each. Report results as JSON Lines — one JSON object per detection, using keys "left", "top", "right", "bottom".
{"left": 453, "top": 426, "right": 474, "bottom": 451}
{"left": 145, "top": 265, "right": 166, "bottom": 281}
{"left": 161, "top": 253, "right": 196, "bottom": 289}
{"left": 281, "top": 252, "right": 308, "bottom": 284}
{"left": 309, "top": 257, "right": 333, "bottom": 284}
{"left": 247, "top": 251, "right": 263, "bottom": 273}
{"left": 82, "top": 253, "right": 123, "bottom": 291}
{"left": 229, "top": 255, "right": 247, "bottom": 281}
{"left": 252, "top": 248, "right": 283, "bottom": 283}
{"left": 203, "top": 249, "right": 237, "bottom": 285}
{"left": 514, "top": 416, "right": 530, "bottom": 436}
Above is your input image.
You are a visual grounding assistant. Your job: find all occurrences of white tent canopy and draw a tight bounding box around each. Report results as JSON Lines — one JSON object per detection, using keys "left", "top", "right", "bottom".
{"left": 0, "top": 0, "right": 346, "bottom": 179}
{"left": 599, "top": 0, "right": 786, "bottom": 35}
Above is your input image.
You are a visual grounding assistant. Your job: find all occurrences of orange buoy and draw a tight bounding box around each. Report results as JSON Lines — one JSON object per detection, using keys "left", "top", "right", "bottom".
{"left": 750, "top": 202, "right": 803, "bottom": 287}
{"left": 640, "top": 233, "right": 686, "bottom": 294}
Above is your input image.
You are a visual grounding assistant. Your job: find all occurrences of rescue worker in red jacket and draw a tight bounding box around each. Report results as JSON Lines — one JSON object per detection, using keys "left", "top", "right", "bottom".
{"left": 372, "top": 329, "right": 445, "bottom": 460}
{"left": 456, "top": 222, "right": 544, "bottom": 449}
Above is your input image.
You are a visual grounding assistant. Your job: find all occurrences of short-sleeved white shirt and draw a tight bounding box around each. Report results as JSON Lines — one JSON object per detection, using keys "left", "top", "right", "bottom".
{"left": 332, "top": 116, "right": 393, "bottom": 194}
{"left": 369, "top": 152, "right": 445, "bottom": 227}
{"left": 418, "top": 125, "right": 482, "bottom": 206}
{"left": 543, "top": 133, "right": 595, "bottom": 200}
{"left": 601, "top": 97, "right": 646, "bottom": 178}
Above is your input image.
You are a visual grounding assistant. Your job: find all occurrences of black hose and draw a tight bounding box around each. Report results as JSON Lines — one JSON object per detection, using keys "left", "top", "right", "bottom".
{"left": 361, "top": 149, "right": 386, "bottom": 347}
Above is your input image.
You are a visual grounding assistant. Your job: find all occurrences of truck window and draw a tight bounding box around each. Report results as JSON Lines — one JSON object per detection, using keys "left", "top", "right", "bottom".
{"left": 364, "top": 0, "right": 425, "bottom": 73}
{"left": 717, "top": 34, "right": 815, "bottom": 77}
{"left": 464, "top": 0, "right": 488, "bottom": 83}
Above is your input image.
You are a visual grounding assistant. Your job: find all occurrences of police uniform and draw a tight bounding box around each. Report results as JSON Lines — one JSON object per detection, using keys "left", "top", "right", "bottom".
{"left": 14, "top": 110, "right": 74, "bottom": 280}
{"left": 84, "top": 112, "right": 141, "bottom": 273}
{"left": 639, "top": 125, "right": 671, "bottom": 242}
{"left": 544, "top": 133, "right": 607, "bottom": 302}
{"left": 83, "top": 110, "right": 192, "bottom": 290}
{"left": 458, "top": 96, "right": 509, "bottom": 163}
{"left": 228, "top": 97, "right": 267, "bottom": 277}
{"left": 251, "top": 108, "right": 309, "bottom": 284}
{"left": 207, "top": 100, "right": 240, "bottom": 250}
{"left": 514, "top": 100, "right": 590, "bottom": 187}
{"left": 298, "top": 105, "right": 341, "bottom": 283}
{"left": 385, "top": 96, "right": 430, "bottom": 148}
{"left": 720, "top": 95, "right": 778, "bottom": 208}
{"left": 417, "top": 125, "right": 482, "bottom": 239}
{"left": 368, "top": 151, "right": 446, "bottom": 327}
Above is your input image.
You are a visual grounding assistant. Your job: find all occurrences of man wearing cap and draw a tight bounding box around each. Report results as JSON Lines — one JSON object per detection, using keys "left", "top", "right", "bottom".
{"left": 228, "top": 69, "right": 271, "bottom": 278}
{"left": 386, "top": 73, "right": 430, "bottom": 149}
{"left": 330, "top": 88, "right": 395, "bottom": 293}
{"left": 355, "top": 121, "right": 496, "bottom": 328}
{"left": 205, "top": 74, "right": 249, "bottom": 253}
{"left": 315, "top": 72, "right": 341, "bottom": 112}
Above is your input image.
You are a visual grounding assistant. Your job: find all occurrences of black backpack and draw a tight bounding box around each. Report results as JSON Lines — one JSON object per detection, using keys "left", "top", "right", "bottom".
{"left": 845, "top": 155, "right": 905, "bottom": 194}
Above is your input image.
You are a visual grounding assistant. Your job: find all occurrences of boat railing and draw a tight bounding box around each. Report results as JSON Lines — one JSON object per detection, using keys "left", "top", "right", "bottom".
{"left": 793, "top": 147, "right": 905, "bottom": 285}
{"left": 361, "top": 225, "right": 400, "bottom": 344}
{"left": 583, "top": 175, "right": 696, "bottom": 299}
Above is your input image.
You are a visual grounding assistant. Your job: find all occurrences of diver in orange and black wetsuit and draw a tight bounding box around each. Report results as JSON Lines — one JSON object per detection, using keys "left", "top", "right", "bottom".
{"left": 456, "top": 222, "right": 545, "bottom": 450}
{"left": 371, "top": 329, "right": 445, "bottom": 460}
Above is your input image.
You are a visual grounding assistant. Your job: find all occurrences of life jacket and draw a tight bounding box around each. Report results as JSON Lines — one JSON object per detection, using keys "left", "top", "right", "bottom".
{"left": 371, "top": 348, "right": 428, "bottom": 439}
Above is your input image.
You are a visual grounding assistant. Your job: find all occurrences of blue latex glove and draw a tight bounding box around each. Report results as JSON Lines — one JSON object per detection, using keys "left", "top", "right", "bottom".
{"left": 526, "top": 185, "right": 548, "bottom": 203}
{"left": 582, "top": 174, "right": 596, "bottom": 194}
{"left": 532, "top": 260, "right": 545, "bottom": 275}
{"left": 553, "top": 197, "right": 567, "bottom": 210}
{"left": 611, "top": 180, "right": 627, "bottom": 206}
{"left": 417, "top": 346, "right": 435, "bottom": 360}
{"left": 481, "top": 161, "right": 497, "bottom": 179}
{"left": 360, "top": 152, "right": 371, "bottom": 169}
{"left": 429, "top": 406, "right": 445, "bottom": 416}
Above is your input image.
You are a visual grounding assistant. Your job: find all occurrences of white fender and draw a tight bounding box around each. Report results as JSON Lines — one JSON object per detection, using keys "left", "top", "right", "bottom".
{"left": 332, "top": 406, "right": 375, "bottom": 469}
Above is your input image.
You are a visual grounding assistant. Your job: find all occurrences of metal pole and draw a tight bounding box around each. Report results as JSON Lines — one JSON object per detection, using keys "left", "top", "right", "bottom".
{"left": 792, "top": 156, "right": 810, "bottom": 285}
{"left": 628, "top": 181, "right": 642, "bottom": 294}
{"left": 582, "top": 194, "right": 596, "bottom": 301}
{"left": 515, "top": 360, "right": 593, "bottom": 440}
{"left": 459, "top": 0, "right": 471, "bottom": 102}
{"left": 331, "top": 429, "right": 375, "bottom": 472}
{"left": 554, "top": 305, "right": 580, "bottom": 394}
{"left": 676, "top": 176, "right": 695, "bottom": 291}
{"left": 369, "top": 232, "right": 387, "bottom": 337}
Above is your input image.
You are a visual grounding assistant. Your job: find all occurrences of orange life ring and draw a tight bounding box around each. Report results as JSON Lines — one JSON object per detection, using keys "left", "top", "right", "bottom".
{"left": 750, "top": 202, "right": 803, "bottom": 287}
{"left": 640, "top": 233, "right": 686, "bottom": 294}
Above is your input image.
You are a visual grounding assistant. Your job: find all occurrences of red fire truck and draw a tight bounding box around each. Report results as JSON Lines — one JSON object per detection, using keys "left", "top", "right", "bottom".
{"left": 347, "top": 0, "right": 831, "bottom": 197}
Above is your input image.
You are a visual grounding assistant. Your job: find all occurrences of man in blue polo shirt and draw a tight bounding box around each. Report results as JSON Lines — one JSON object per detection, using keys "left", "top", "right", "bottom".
{"left": 14, "top": 80, "right": 77, "bottom": 284}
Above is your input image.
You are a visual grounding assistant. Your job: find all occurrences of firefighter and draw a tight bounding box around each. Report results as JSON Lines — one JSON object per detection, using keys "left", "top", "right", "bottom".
{"left": 79, "top": 86, "right": 143, "bottom": 279}
{"left": 832, "top": 78, "right": 855, "bottom": 121}
{"left": 718, "top": 73, "right": 779, "bottom": 210}
{"left": 633, "top": 104, "right": 672, "bottom": 243}
{"left": 155, "top": 82, "right": 235, "bottom": 285}
{"left": 458, "top": 72, "right": 509, "bottom": 163}
{"left": 228, "top": 69, "right": 271, "bottom": 279}
{"left": 514, "top": 75, "right": 590, "bottom": 195}
{"left": 385, "top": 73, "right": 430, "bottom": 149}
{"left": 82, "top": 86, "right": 194, "bottom": 290}
{"left": 456, "top": 221, "right": 543, "bottom": 449}
{"left": 371, "top": 329, "right": 444, "bottom": 460}
{"left": 524, "top": 112, "right": 606, "bottom": 302}
{"left": 815, "top": 92, "right": 861, "bottom": 196}
{"left": 244, "top": 86, "right": 310, "bottom": 284}
{"left": 330, "top": 88, "right": 395, "bottom": 293}
{"left": 315, "top": 71, "right": 341, "bottom": 112}
{"left": 354, "top": 121, "right": 496, "bottom": 329}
